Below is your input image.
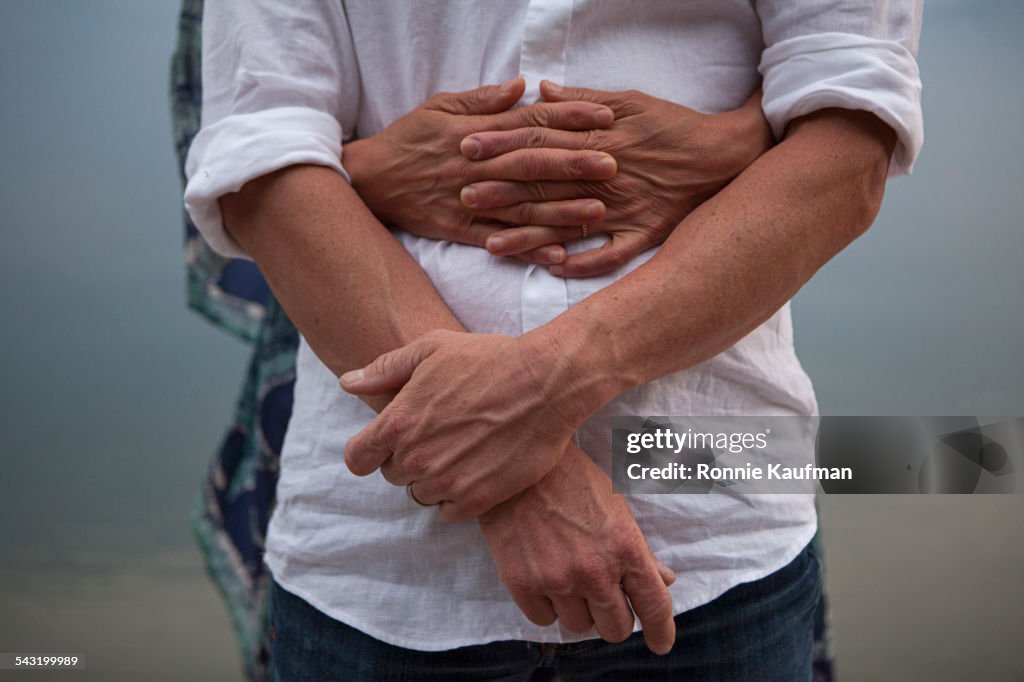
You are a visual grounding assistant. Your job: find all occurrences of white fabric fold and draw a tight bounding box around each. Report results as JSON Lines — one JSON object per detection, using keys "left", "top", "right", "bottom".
{"left": 761, "top": 32, "right": 923, "bottom": 176}
{"left": 184, "top": 107, "right": 346, "bottom": 258}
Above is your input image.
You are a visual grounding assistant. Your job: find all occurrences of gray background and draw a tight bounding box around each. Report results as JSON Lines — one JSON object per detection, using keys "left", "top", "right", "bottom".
{"left": 0, "top": 1, "right": 1021, "bottom": 680}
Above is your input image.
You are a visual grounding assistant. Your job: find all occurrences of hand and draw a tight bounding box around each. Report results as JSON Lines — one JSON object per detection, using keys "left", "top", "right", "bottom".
{"left": 339, "top": 329, "right": 596, "bottom": 521}
{"left": 459, "top": 81, "right": 774, "bottom": 277}
{"left": 480, "top": 443, "right": 677, "bottom": 654}
{"left": 344, "top": 77, "right": 618, "bottom": 266}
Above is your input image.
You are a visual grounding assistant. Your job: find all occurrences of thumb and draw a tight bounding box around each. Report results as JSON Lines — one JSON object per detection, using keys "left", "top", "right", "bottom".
{"left": 428, "top": 76, "right": 525, "bottom": 115}
{"left": 540, "top": 79, "right": 616, "bottom": 104}
{"left": 540, "top": 80, "right": 634, "bottom": 116}
{"left": 656, "top": 561, "right": 677, "bottom": 587}
{"left": 339, "top": 336, "right": 441, "bottom": 396}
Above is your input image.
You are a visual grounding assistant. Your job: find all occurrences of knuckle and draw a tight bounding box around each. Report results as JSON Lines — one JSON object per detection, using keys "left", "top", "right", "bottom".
{"left": 608, "top": 92, "right": 642, "bottom": 116}
{"left": 379, "top": 412, "right": 408, "bottom": 446}
{"left": 402, "top": 451, "right": 431, "bottom": 477}
{"left": 625, "top": 574, "right": 671, "bottom": 613}
{"left": 575, "top": 560, "right": 611, "bottom": 589}
{"left": 581, "top": 129, "right": 602, "bottom": 150}
{"left": 642, "top": 593, "right": 674, "bottom": 622}
{"left": 459, "top": 117, "right": 485, "bottom": 138}
{"left": 617, "top": 534, "right": 648, "bottom": 563}
{"left": 518, "top": 150, "right": 546, "bottom": 179}
{"left": 528, "top": 183, "right": 549, "bottom": 202}
{"left": 451, "top": 156, "right": 477, "bottom": 181}
{"left": 527, "top": 106, "right": 551, "bottom": 127}
{"left": 603, "top": 248, "right": 630, "bottom": 270}
{"left": 373, "top": 352, "right": 398, "bottom": 379}
{"left": 514, "top": 202, "right": 537, "bottom": 224}
{"left": 503, "top": 572, "right": 534, "bottom": 596}
{"left": 566, "top": 154, "right": 587, "bottom": 178}
{"left": 428, "top": 90, "right": 455, "bottom": 109}
{"left": 542, "top": 573, "right": 575, "bottom": 597}
{"left": 523, "top": 127, "right": 547, "bottom": 149}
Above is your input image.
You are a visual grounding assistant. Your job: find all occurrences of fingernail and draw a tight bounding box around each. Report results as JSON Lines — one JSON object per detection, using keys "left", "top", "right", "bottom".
{"left": 486, "top": 235, "right": 506, "bottom": 252}
{"left": 460, "top": 137, "right": 482, "bottom": 159}
{"left": 500, "top": 76, "right": 521, "bottom": 95}
{"left": 340, "top": 369, "right": 364, "bottom": 385}
{"left": 589, "top": 154, "right": 616, "bottom": 176}
{"left": 549, "top": 265, "right": 565, "bottom": 277}
{"left": 593, "top": 107, "right": 614, "bottom": 127}
{"left": 538, "top": 246, "right": 566, "bottom": 264}
{"left": 585, "top": 201, "right": 603, "bottom": 219}
{"left": 545, "top": 80, "right": 563, "bottom": 92}
{"left": 460, "top": 186, "right": 479, "bottom": 207}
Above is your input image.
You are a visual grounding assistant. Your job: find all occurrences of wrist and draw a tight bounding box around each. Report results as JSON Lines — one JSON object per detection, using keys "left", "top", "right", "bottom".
{"left": 519, "top": 313, "right": 638, "bottom": 428}
{"left": 343, "top": 137, "right": 389, "bottom": 219}
{"left": 713, "top": 94, "right": 774, "bottom": 175}
{"left": 342, "top": 138, "right": 371, "bottom": 186}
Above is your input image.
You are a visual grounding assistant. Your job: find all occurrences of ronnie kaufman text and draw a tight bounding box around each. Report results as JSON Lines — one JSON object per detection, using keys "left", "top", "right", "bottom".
{"left": 626, "top": 462, "right": 853, "bottom": 481}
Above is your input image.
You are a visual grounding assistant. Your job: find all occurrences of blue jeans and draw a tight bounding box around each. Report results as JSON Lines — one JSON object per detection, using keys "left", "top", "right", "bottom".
{"left": 269, "top": 542, "right": 821, "bottom": 681}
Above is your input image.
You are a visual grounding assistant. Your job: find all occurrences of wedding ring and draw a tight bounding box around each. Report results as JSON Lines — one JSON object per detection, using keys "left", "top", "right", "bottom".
{"left": 580, "top": 223, "right": 589, "bottom": 239}
{"left": 407, "top": 483, "right": 432, "bottom": 507}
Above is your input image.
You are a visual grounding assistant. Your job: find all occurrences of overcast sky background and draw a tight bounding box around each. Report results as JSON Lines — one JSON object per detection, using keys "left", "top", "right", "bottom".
{"left": 0, "top": 1, "right": 1021, "bottom": 680}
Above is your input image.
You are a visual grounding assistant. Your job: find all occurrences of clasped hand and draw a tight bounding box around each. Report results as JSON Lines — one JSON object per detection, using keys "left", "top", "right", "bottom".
{"left": 347, "top": 76, "right": 771, "bottom": 276}
{"left": 345, "top": 76, "right": 618, "bottom": 267}
{"left": 341, "top": 329, "right": 586, "bottom": 521}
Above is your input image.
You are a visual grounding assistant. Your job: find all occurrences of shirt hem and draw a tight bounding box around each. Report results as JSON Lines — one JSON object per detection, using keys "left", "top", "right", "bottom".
{"left": 265, "top": 518, "right": 817, "bottom": 653}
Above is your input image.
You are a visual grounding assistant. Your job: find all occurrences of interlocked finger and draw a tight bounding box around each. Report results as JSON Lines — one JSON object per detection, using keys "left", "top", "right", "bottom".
{"left": 550, "top": 230, "right": 654, "bottom": 278}
{"left": 483, "top": 101, "right": 614, "bottom": 133}
{"left": 476, "top": 199, "right": 604, "bottom": 229}
{"left": 460, "top": 180, "right": 594, "bottom": 210}
{"left": 462, "top": 127, "right": 597, "bottom": 161}
{"left": 467, "top": 148, "right": 617, "bottom": 183}
{"left": 486, "top": 224, "right": 608, "bottom": 256}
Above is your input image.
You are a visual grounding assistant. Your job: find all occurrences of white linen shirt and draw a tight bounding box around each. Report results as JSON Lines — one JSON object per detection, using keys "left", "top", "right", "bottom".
{"left": 185, "top": 0, "right": 923, "bottom": 651}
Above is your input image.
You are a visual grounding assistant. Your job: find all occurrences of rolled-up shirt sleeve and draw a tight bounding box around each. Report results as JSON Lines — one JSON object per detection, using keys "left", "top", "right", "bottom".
{"left": 756, "top": 0, "right": 924, "bottom": 176}
{"left": 184, "top": 0, "right": 359, "bottom": 258}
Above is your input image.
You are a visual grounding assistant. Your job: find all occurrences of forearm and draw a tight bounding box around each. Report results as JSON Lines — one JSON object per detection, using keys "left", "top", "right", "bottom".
{"left": 339, "top": 138, "right": 382, "bottom": 216}
{"left": 220, "top": 165, "right": 464, "bottom": 407}
{"left": 531, "top": 108, "right": 897, "bottom": 415}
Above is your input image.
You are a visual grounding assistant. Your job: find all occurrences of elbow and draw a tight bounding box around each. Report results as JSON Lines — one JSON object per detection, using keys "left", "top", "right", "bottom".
{"left": 850, "top": 148, "right": 891, "bottom": 237}
{"left": 831, "top": 110, "right": 898, "bottom": 240}
{"left": 788, "top": 108, "right": 898, "bottom": 240}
